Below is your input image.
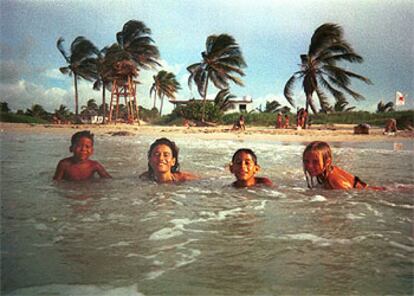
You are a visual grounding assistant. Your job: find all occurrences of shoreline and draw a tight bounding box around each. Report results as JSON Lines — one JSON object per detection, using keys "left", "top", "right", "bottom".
{"left": 1, "top": 122, "right": 413, "bottom": 143}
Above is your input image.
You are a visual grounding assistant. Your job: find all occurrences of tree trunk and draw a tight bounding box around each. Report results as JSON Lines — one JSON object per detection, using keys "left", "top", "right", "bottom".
{"left": 153, "top": 92, "right": 157, "bottom": 110}
{"left": 201, "top": 73, "right": 210, "bottom": 122}
{"left": 304, "top": 93, "right": 312, "bottom": 129}
{"left": 74, "top": 73, "right": 79, "bottom": 116}
{"left": 160, "top": 95, "right": 164, "bottom": 116}
{"left": 102, "top": 84, "right": 106, "bottom": 124}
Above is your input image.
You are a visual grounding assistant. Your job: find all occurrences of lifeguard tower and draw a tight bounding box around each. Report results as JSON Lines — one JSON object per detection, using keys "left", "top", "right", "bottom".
{"left": 108, "top": 60, "right": 140, "bottom": 124}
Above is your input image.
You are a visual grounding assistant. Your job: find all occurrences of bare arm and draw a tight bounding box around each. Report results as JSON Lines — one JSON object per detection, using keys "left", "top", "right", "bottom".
{"left": 53, "top": 160, "right": 66, "bottom": 180}
{"left": 95, "top": 162, "right": 112, "bottom": 178}
{"left": 175, "top": 171, "right": 200, "bottom": 182}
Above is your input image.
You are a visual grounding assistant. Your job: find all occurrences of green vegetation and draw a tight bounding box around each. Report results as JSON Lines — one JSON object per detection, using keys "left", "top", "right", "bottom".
{"left": 0, "top": 112, "right": 48, "bottom": 124}
{"left": 309, "top": 110, "right": 413, "bottom": 129}
{"left": 156, "top": 109, "right": 414, "bottom": 129}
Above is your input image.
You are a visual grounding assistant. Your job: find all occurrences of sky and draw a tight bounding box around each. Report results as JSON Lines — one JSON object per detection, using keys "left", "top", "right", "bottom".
{"left": 1, "top": 0, "right": 413, "bottom": 114}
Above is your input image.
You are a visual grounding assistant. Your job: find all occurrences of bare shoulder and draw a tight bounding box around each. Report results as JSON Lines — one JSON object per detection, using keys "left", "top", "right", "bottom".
{"left": 139, "top": 171, "right": 150, "bottom": 180}
{"left": 56, "top": 157, "right": 74, "bottom": 168}
{"left": 90, "top": 159, "right": 103, "bottom": 168}
{"left": 174, "top": 171, "right": 200, "bottom": 182}
{"left": 327, "top": 166, "right": 354, "bottom": 189}
{"left": 256, "top": 177, "right": 274, "bottom": 187}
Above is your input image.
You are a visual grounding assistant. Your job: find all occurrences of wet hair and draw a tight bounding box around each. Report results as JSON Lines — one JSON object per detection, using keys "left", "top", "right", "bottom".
{"left": 71, "top": 130, "right": 94, "bottom": 148}
{"left": 303, "top": 141, "right": 333, "bottom": 188}
{"left": 147, "top": 138, "right": 180, "bottom": 177}
{"left": 232, "top": 148, "right": 258, "bottom": 164}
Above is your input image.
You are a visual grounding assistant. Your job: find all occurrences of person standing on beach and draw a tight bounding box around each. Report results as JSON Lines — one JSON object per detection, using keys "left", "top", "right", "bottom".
{"left": 53, "top": 130, "right": 112, "bottom": 181}
{"left": 276, "top": 113, "right": 283, "bottom": 129}
{"left": 284, "top": 114, "right": 290, "bottom": 129}
{"left": 232, "top": 115, "right": 246, "bottom": 131}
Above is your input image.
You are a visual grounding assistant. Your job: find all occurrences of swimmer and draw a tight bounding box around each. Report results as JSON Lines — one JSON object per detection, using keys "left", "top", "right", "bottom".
{"left": 53, "top": 130, "right": 112, "bottom": 181}
{"left": 139, "top": 138, "right": 199, "bottom": 183}
{"left": 230, "top": 148, "right": 273, "bottom": 188}
{"left": 303, "top": 141, "right": 383, "bottom": 190}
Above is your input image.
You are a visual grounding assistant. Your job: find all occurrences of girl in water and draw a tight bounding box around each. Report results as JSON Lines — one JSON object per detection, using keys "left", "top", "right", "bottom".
{"left": 303, "top": 141, "right": 383, "bottom": 190}
{"left": 140, "top": 138, "right": 199, "bottom": 183}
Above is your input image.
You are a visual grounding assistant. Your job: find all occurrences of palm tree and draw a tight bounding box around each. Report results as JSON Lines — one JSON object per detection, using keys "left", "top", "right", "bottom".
{"left": 116, "top": 20, "right": 160, "bottom": 69}
{"left": 334, "top": 99, "right": 356, "bottom": 112}
{"left": 284, "top": 23, "right": 372, "bottom": 119}
{"left": 92, "top": 46, "right": 113, "bottom": 124}
{"left": 26, "top": 104, "right": 48, "bottom": 119}
{"left": 54, "top": 104, "right": 72, "bottom": 121}
{"left": 81, "top": 99, "right": 99, "bottom": 116}
{"left": 214, "top": 89, "right": 235, "bottom": 112}
{"left": 1, "top": 102, "right": 10, "bottom": 113}
{"left": 376, "top": 100, "right": 394, "bottom": 113}
{"left": 187, "top": 34, "right": 247, "bottom": 122}
{"left": 104, "top": 20, "right": 161, "bottom": 122}
{"left": 150, "top": 70, "right": 181, "bottom": 115}
{"left": 57, "top": 36, "right": 99, "bottom": 116}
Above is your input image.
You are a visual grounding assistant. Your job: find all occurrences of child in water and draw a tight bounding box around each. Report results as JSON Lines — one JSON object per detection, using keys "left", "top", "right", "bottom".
{"left": 230, "top": 148, "right": 273, "bottom": 188}
{"left": 53, "top": 130, "right": 112, "bottom": 181}
{"left": 139, "top": 138, "right": 199, "bottom": 183}
{"left": 303, "top": 141, "right": 383, "bottom": 190}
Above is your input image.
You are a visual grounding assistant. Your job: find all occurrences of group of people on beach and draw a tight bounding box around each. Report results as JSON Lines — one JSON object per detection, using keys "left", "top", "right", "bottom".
{"left": 54, "top": 130, "right": 384, "bottom": 190}
{"left": 275, "top": 113, "right": 289, "bottom": 129}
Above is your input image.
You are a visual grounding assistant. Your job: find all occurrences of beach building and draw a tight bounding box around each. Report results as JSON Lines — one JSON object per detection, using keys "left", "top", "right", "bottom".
{"left": 169, "top": 96, "right": 253, "bottom": 114}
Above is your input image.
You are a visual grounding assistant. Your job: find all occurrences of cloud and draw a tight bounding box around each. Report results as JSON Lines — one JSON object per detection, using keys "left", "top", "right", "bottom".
{"left": 44, "top": 68, "right": 66, "bottom": 80}
{"left": 0, "top": 60, "right": 31, "bottom": 83}
{"left": 0, "top": 79, "right": 72, "bottom": 112}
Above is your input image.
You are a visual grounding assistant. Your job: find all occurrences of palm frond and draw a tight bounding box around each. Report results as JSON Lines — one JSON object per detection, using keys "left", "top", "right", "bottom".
{"left": 309, "top": 23, "right": 343, "bottom": 56}
{"left": 59, "top": 66, "right": 71, "bottom": 75}
{"left": 315, "top": 87, "right": 331, "bottom": 112}
{"left": 210, "top": 71, "right": 229, "bottom": 90}
{"left": 321, "top": 52, "right": 363, "bottom": 64}
{"left": 56, "top": 37, "right": 70, "bottom": 63}
{"left": 318, "top": 75, "right": 346, "bottom": 102}
{"left": 283, "top": 74, "right": 298, "bottom": 107}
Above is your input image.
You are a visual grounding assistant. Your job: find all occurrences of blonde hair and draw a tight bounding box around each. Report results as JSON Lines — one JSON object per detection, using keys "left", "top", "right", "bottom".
{"left": 303, "top": 141, "right": 333, "bottom": 188}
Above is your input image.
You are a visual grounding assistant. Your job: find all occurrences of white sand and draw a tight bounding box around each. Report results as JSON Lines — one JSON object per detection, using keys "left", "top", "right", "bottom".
{"left": 1, "top": 122, "right": 413, "bottom": 143}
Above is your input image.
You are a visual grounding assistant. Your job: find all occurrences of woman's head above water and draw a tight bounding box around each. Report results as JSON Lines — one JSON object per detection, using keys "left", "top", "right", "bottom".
{"left": 147, "top": 138, "right": 180, "bottom": 176}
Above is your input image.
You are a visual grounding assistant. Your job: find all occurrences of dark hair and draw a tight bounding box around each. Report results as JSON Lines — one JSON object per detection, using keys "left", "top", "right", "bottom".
{"left": 71, "top": 130, "right": 94, "bottom": 147}
{"left": 232, "top": 148, "right": 258, "bottom": 164}
{"left": 147, "top": 138, "right": 180, "bottom": 177}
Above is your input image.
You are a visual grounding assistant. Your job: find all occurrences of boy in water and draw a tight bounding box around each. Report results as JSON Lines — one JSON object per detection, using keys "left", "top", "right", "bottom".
{"left": 230, "top": 148, "right": 273, "bottom": 188}
{"left": 53, "top": 130, "right": 112, "bottom": 181}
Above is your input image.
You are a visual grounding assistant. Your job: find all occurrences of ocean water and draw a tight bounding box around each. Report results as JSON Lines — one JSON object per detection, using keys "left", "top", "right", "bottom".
{"left": 1, "top": 132, "right": 413, "bottom": 295}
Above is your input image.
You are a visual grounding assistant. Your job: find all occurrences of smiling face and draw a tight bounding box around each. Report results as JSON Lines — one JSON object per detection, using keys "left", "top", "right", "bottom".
{"left": 303, "top": 151, "right": 328, "bottom": 177}
{"left": 149, "top": 144, "right": 176, "bottom": 175}
{"left": 230, "top": 151, "right": 259, "bottom": 182}
{"left": 71, "top": 137, "right": 94, "bottom": 161}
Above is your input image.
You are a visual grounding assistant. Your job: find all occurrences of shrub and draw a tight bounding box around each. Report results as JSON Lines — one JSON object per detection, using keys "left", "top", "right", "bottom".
{"left": 0, "top": 112, "right": 49, "bottom": 123}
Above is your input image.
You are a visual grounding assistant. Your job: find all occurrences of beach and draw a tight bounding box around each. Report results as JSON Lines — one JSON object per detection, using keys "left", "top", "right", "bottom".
{"left": 1, "top": 122, "right": 413, "bottom": 143}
